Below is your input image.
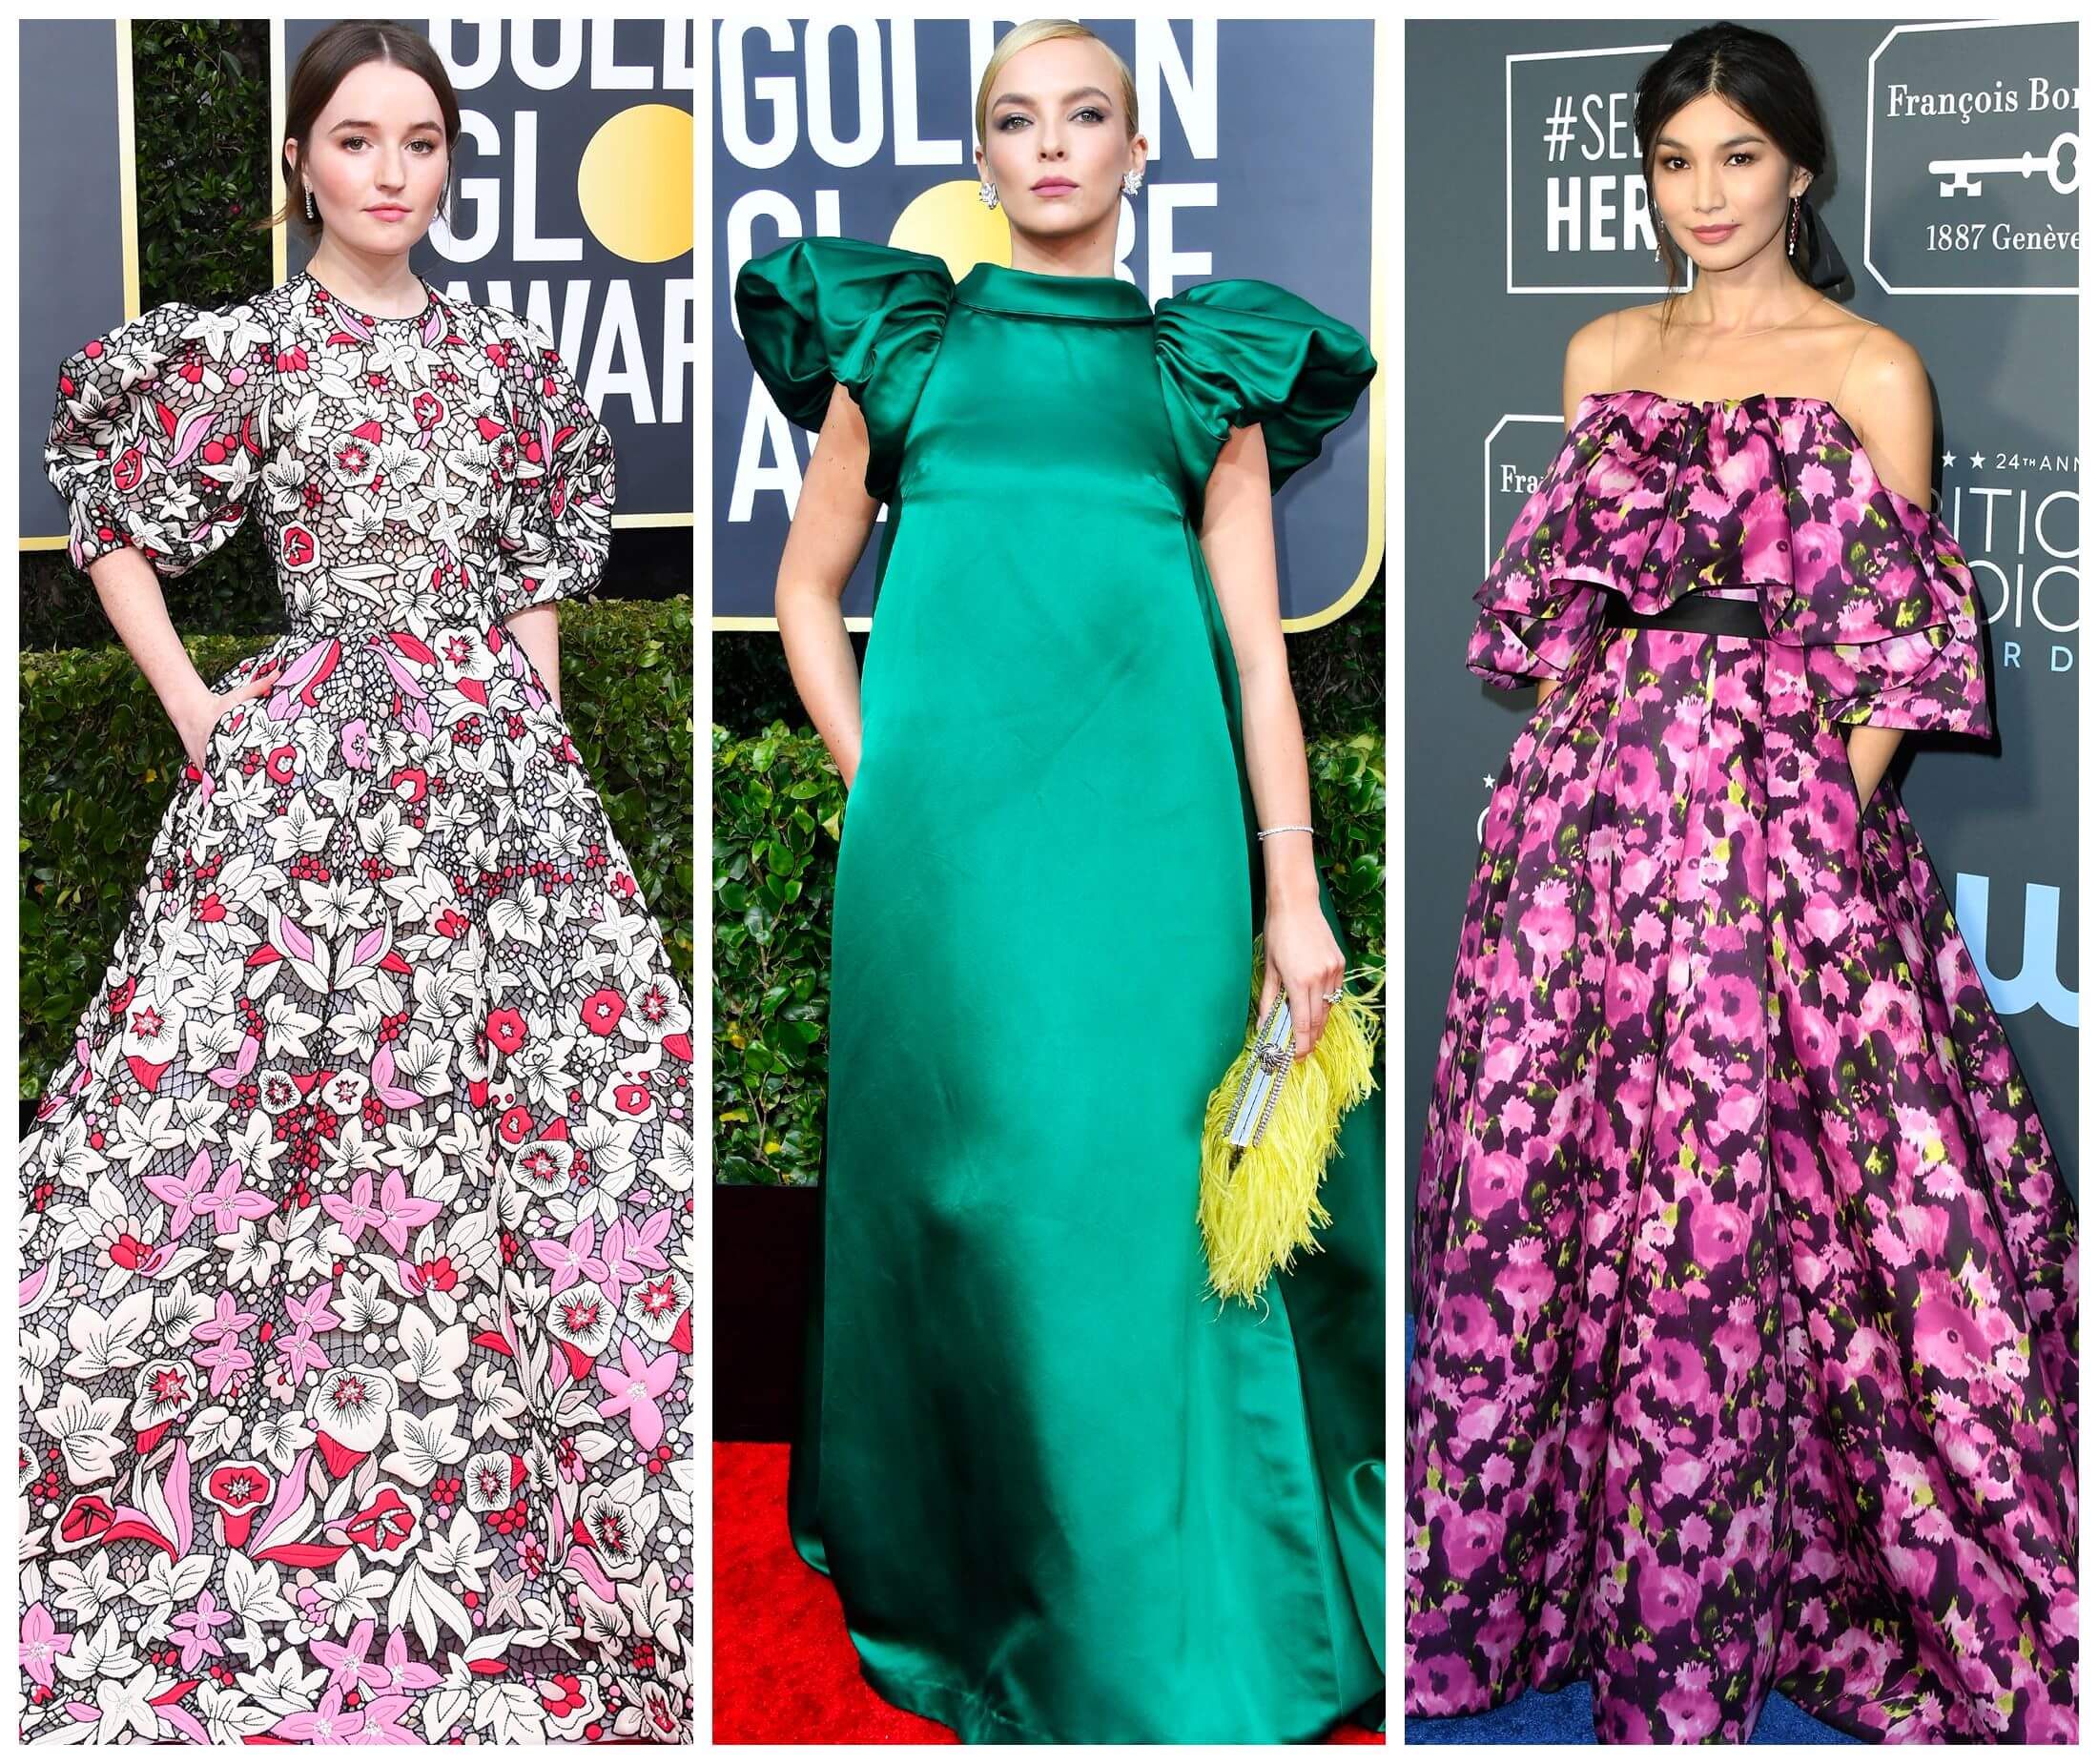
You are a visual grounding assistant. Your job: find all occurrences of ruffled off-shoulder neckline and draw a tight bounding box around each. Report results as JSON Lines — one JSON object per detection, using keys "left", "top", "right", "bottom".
{"left": 1467, "top": 379, "right": 1992, "bottom": 738}
{"left": 1570, "top": 387, "right": 1934, "bottom": 521}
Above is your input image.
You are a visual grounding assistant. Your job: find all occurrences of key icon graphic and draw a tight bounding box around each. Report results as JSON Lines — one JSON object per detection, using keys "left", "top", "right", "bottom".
{"left": 1928, "top": 132, "right": 2078, "bottom": 197}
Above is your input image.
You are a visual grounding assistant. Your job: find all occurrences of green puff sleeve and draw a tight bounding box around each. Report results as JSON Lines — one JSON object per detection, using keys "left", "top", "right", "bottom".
{"left": 733, "top": 236, "right": 955, "bottom": 505}
{"left": 1152, "top": 280, "right": 1377, "bottom": 503}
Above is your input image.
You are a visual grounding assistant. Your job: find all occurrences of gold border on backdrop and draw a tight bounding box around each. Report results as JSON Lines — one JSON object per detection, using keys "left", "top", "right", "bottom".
{"left": 713, "top": 18, "right": 1385, "bottom": 637}
{"left": 20, "top": 20, "right": 143, "bottom": 553}
{"left": 118, "top": 19, "right": 140, "bottom": 318}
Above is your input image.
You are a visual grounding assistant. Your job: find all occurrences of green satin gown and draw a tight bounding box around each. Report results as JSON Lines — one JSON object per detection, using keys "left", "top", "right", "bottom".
{"left": 734, "top": 236, "right": 1383, "bottom": 1744}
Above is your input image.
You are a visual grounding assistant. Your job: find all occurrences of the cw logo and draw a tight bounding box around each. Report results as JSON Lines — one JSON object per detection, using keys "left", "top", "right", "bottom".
{"left": 1954, "top": 873, "right": 2077, "bottom": 1027}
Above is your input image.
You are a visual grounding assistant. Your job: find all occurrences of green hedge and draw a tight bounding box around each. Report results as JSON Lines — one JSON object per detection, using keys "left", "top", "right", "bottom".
{"left": 19, "top": 598, "right": 694, "bottom": 1098}
{"left": 712, "top": 722, "right": 1385, "bottom": 1186}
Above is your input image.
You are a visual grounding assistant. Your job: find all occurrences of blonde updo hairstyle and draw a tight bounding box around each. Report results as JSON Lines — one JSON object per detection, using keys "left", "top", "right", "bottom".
{"left": 975, "top": 19, "right": 1141, "bottom": 146}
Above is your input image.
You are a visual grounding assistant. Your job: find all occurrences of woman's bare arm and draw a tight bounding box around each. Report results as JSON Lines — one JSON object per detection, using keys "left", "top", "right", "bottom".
{"left": 87, "top": 544, "right": 278, "bottom": 770}
{"left": 775, "top": 381, "right": 881, "bottom": 790}
{"left": 504, "top": 603, "right": 561, "bottom": 708}
{"left": 1199, "top": 420, "right": 1346, "bottom": 1056}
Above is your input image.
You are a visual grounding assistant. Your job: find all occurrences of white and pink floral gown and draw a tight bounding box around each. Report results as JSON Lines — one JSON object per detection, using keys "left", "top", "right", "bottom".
{"left": 20, "top": 272, "right": 693, "bottom": 1744}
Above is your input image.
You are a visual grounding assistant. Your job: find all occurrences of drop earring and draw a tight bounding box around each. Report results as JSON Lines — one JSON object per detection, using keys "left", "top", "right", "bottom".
{"left": 979, "top": 180, "right": 998, "bottom": 210}
{"left": 304, "top": 183, "right": 316, "bottom": 223}
{"left": 1787, "top": 195, "right": 1800, "bottom": 258}
{"left": 1122, "top": 169, "right": 1143, "bottom": 196}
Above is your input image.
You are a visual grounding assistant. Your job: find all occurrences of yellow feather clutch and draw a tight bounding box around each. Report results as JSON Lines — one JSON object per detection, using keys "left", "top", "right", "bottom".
{"left": 1198, "top": 939, "right": 1383, "bottom": 1308}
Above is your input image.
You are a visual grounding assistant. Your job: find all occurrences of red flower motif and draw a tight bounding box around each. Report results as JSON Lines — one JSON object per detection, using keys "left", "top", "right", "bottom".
{"left": 342, "top": 1485, "right": 420, "bottom": 1559}
{"left": 499, "top": 1105, "right": 537, "bottom": 1144}
{"left": 416, "top": 1253, "right": 460, "bottom": 1292}
{"left": 539, "top": 1673, "right": 587, "bottom": 1717}
{"left": 487, "top": 1008, "right": 527, "bottom": 1056}
{"left": 579, "top": 989, "right": 625, "bottom": 1036}
{"left": 58, "top": 1493, "right": 116, "bottom": 1546}
{"left": 205, "top": 1462, "right": 276, "bottom": 1548}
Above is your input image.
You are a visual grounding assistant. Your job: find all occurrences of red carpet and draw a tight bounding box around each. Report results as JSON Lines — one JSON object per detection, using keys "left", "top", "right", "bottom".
{"left": 713, "top": 1442, "right": 1384, "bottom": 1743}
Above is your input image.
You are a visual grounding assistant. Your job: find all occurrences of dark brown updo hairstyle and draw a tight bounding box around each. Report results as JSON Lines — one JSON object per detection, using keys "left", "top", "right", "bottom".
{"left": 1635, "top": 22, "right": 1835, "bottom": 305}
{"left": 257, "top": 21, "right": 463, "bottom": 240}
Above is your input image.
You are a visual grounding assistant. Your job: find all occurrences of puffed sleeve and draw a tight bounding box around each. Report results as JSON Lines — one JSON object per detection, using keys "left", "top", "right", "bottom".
{"left": 45, "top": 297, "right": 276, "bottom": 576}
{"left": 1152, "top": 280, "right": 1377, "bottom": 504}
{"left": 490, "top": 311, "right": 618, "bottom": 621}
{"left": 733, "top": 236, "right": 955, "bottom": 505}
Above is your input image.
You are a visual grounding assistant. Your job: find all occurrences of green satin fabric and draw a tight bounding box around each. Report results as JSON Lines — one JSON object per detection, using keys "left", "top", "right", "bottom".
{"left": 737, "top": 239, "right": 1383, "bottom": 1744}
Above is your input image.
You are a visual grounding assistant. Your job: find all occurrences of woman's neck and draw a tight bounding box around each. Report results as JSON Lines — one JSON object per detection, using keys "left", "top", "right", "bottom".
{"left": 1673, "top": 254, "right": 1820, "bottom": 336}
{"left": 304, "top": 237, "right": 428, "bottom": 316}
{"left": 1006, "top": 218, "right": 1119, "bottom": 279}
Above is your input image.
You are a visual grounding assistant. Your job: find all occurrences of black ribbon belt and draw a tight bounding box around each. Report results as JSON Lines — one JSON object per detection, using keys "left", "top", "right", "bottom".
{"left": 1600, "top": 589, "right": 1765, "bottom": 639}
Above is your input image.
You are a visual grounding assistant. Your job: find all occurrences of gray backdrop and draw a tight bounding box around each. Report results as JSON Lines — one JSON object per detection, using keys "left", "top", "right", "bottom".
{"left": 1404, "top": 18, "right": 2080, "bottom": 1312}
{"left": 713, "top": 16, "right": 1379, "bottom": 630}
{"left": 17, "top": 20, "right": 130, "bottom": 545}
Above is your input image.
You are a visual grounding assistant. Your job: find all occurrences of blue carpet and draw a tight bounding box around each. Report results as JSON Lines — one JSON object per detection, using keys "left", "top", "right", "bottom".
{"left": 1399, "top": 1312, "right": 1859, "bottom": 1745}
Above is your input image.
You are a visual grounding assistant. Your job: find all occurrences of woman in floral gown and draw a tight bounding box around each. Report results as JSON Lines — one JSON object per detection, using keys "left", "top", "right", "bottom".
{"left": 19, "top": 24, "right": 691, "bottom": 1745}
{"left": 1405, "top": 23, "right": 2074, "bottom": 1746}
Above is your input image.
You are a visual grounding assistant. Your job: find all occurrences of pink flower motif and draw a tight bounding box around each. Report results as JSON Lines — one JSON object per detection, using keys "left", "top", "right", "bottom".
{"left": 530, "top": 1218, "right": 609, "bottom": 1295}
{"left": 311, "top": 1617, "right": 388, "bottom": 1697}
{"left": 374, "top": 1167, "right": 442, "bottom": 1255}
{"left": 270, "top": 1684, "right": 367, "bottom": 1743}
{"left": 594, "top": 1338, "right": 679, "bottom": 1451}
{"left": 277, "top": 1323, "right": 334, "bottom": 1382}
{"left": 192, "top": 1288, "right": 259, "bottom": 1344}
{"left": 168, "top": 1589, "right": 237, "bottom": 1671}
{"left": 319, "top": 1169, "right": 385, "bottom": 1241}
{"left": 339, "top": 717, "right": 374, "bottom": 770}
{"left": 20, "top": 1600, "right": 72, "bottom": 1691}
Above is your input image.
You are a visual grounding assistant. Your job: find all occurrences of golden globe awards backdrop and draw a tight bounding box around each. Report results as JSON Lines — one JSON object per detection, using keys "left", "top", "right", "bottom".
{"left": 282, "top": 18, "right": 696, "bottom": 524}
{"left": 17, "top": 20, "right": 135, "bottom": 549}
{"left": 713, "top": 16, "right": 1381, "bottom": 630}
{"left": 1404, "top": 17, "right": 2080, "bottom": 1312}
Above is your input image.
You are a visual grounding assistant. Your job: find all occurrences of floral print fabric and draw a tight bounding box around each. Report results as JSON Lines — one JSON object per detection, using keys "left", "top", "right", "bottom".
{"left": 22, "top": 274, "right": 693, "bottom": 1744}
{"left": 1406, "top": 391, "right": 2075, "bottom": 1742}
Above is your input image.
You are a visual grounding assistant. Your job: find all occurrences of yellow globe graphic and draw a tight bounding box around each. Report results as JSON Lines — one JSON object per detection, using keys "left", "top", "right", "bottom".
{"left": 577, "top": 104, "right": 693, "bottom": 263}
{"left": 890, "top": 181, "right": 1011, "bottom": 282}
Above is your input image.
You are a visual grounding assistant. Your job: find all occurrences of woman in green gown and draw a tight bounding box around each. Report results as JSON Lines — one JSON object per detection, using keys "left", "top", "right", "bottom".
{"left": 732, "top": 21, "right": 1383, "bottom": 1743}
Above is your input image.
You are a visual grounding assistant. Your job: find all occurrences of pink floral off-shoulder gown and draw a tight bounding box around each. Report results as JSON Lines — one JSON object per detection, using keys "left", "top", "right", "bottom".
{"left": 1406, "top": 390, "right": 2075, "bottom": 1743}
{"left": 21, "top": 273, "right": 692, "bottom": 1744}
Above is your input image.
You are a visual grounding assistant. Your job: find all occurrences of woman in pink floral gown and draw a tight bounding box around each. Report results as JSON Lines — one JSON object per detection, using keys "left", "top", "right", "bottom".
{"left": 1405, "top": 23, "right": 2074, "bottom": 1746}
{"left": 18, "top": 25, "right": 690, "bottom": 1745}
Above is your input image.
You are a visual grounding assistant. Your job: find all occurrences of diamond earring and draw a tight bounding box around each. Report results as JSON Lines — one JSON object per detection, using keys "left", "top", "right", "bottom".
{"left": 979, "top": 180, "right": 998, "bottom": 210}
{"left": 304, "top": 184, "right": 316, "bottom": 222}
{"left": 1122, "top": 170, "right": 1143, "bottom": 196}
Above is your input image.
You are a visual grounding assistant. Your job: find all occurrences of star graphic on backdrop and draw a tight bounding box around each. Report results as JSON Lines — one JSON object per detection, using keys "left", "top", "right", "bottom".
{"left": 1482, "top": 776, "right": 1494, "bottom": 788}
{"left": 1971, "top": 452, "right": 1985, "bottom": 469}
{"left": 1942, "top": 450, "right": 1955, "bottom": 468}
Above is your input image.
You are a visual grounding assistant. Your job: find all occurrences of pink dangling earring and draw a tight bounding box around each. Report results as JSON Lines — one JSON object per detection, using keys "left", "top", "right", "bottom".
{"left": 1787, "top": 195, "right": 1800, "bottom": 259}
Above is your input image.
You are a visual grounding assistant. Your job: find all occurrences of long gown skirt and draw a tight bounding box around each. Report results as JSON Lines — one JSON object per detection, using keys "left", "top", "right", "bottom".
{"left": 780, "top": 522, "right": 1386, "bottom": 1743}
{"left": 1405, "top": 620, "right": 2076, "bottom": 1742}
